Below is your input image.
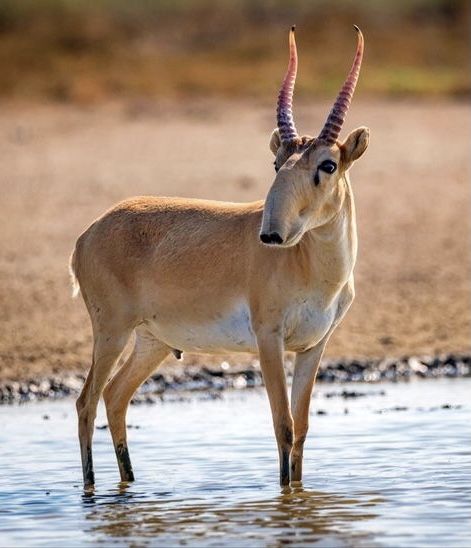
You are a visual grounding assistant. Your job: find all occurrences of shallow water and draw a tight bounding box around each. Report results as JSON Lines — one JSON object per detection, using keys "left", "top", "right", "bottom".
{"left": 0, "top": 378, "right": 470, "bottom": 547}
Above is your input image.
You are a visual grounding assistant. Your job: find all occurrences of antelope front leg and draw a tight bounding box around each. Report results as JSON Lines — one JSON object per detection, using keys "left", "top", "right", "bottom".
{"left": 290, "top": 342, "right": 326, "bottom": 483}
{"left": 256, "top": 331, "right": 293, "bottom": 486}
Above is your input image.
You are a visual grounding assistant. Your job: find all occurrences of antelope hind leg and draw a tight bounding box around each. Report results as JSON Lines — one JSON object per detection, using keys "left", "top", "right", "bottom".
{"left": 77, "top": 327, "right": 132, "bottom": 488}
{"left": 104, "top": 327, "right": 170, "bottom": 482}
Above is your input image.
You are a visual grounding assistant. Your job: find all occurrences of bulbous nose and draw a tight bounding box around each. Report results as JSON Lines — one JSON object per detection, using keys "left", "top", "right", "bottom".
{"left": 260, "top": 232, "right": 284, "bottom": 245}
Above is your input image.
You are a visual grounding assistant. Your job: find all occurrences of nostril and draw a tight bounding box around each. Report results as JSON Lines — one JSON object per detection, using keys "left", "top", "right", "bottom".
{"left": 271, "top": 232, "right": 283, "bottom": 244}
{"left": 260, "top": 233, "right": 271, "bottom": 244}
{"left": 260, "top": 232, "right": 284, "bottom": 245}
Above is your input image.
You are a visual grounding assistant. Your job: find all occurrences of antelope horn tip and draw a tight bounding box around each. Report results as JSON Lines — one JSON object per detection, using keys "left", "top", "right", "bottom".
{"left": 317, "top": 23, "right": 365, "bottom": 145}
{"left": 276, "top": 24, "right": 299, "bottom": 144}
{"left": 353, "top": 25, "right": 364, "bottom": 41}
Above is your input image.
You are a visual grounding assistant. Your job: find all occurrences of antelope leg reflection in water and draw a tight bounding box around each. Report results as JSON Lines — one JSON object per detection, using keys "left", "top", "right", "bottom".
{"left": 84, "top": 485, "right": 380, "bottom": 545}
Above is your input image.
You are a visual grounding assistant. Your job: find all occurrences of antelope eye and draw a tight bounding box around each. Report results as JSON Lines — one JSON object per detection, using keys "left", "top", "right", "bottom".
{"left": 319, "top": 160, "right": 337, "bottom": 174}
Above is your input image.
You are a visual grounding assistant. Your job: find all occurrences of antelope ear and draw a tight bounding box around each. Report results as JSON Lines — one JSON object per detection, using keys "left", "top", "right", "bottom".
{"left": 269, "top": 128, "right": 282, "bottom": 156}
{"left": 340, "top": 127, "right": 370, "bottom": 167}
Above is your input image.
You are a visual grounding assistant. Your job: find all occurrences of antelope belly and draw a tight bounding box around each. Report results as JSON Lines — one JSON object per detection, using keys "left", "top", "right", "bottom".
{"left": 147, "top": 302, "right": 258, "bottom": 353}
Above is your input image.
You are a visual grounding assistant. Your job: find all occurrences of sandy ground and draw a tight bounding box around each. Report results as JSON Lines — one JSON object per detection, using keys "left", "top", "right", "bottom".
{"left": 0, "top": 99, "right": 469, "bottom": 382}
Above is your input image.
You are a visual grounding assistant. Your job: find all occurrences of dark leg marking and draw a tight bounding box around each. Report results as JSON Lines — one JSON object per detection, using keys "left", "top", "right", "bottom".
{"left": 283, "top": 425, "right": 294, "bottom": 446}
{"left": 280, "top": 450, "right": 291, "bottom": 486}
{"left": 116, "top": 443, "right": 135, "bottom": 482}
{"left": 84, "top": 447, "right": 95, "bottom": 486}
{"left": 280, "top": 425, "right": 293, "bottom": 486}
{"left": 291, "top": 455, "right": 302, "bottom": 483}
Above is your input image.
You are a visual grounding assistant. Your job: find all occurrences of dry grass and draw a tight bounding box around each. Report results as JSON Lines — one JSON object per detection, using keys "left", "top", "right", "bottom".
{"left": 0, "top": 98, "right": 469, "bottom": 382}
{"left": 0, "top": 0, "right": 469, "bottom": 103}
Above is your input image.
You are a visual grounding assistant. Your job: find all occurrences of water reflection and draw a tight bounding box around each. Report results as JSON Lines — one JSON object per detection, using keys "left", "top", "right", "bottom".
{"left": 84, "top": 484, "right": 381, "bottom": 545}
{"left": 0, "top": 379, "right": 469, "bottom": 546}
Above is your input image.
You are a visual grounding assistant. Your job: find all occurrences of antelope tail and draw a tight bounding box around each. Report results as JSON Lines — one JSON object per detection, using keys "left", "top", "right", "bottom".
{"left": 69, "top": 247, "right": 81, "bottom": 298}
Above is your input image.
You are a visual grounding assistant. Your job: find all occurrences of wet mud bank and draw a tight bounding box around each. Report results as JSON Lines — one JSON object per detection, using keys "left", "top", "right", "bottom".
{"left": 1, "top": 352, "right": 469, "bottom": 405}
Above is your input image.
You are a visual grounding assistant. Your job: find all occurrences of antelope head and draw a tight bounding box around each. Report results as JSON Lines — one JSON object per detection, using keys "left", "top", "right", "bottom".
{"left": 260, "top": 26, "right": 370, "bottom": 247}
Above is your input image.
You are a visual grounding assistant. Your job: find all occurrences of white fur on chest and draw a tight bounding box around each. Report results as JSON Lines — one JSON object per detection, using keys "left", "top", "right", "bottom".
{"left": 284, "top": 294, "right": 338, "bottom": 352}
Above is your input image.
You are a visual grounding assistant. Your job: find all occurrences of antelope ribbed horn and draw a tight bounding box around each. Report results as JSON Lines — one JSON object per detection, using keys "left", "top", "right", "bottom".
{"left": 318, "top": 25, "right": 364, "bottom": 145}
{"left": 277, "top": 26, "right": 299, "bottom": 144}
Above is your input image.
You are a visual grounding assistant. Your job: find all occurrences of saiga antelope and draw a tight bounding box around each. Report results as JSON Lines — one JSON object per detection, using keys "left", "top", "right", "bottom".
{"left": 70, "top": 26, "right": 369, "bottom": 488}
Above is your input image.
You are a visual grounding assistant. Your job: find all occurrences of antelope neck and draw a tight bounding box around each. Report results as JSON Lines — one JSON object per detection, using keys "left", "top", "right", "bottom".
{"left": 299, "top": 178, "right": 357, "bottom": 286}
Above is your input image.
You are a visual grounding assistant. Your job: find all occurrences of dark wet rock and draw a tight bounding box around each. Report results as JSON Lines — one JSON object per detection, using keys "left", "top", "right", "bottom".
{"left": 342, "top": 390, "right": 367, "bottom": 399}
{"left": 375, "top": 406, "right": 409, "bottom": 414}
{"left": 379, "top": 403, "right": 464, "bottom": 414}
{"left": 197, "top": 391, "right": 223, "bottom": 401}
{"left": 0, "top": 352, "right": 469, "bottom": 405}
{"left": 242, "top": 369, "right": 261, "bottom": 386}
{"left": 202, "top": 367, "right": 225, "bottom": 378}
{"left": 96, "top": 423, "right": 141, "bottom": 430}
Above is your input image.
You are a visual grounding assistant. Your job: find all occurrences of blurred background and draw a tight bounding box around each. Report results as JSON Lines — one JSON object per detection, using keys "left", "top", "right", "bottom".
{"left": 0, "top": 0, "right": 469, "bottom": 380}
{"left": 0, "top": 0, "right": 469, "bottom": 101}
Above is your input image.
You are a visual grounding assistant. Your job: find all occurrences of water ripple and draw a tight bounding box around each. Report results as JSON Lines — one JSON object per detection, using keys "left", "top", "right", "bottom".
{"left": 0, "top": 378, "right": 469, "bottom": 546}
